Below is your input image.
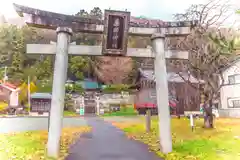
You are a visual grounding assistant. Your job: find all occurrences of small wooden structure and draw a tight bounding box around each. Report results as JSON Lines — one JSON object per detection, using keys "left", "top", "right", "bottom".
{"left": 30, "top": 92, "right": 51, "bottom": 116}
{"left": 135, "top": 69, "right": 201, "bottom": 115}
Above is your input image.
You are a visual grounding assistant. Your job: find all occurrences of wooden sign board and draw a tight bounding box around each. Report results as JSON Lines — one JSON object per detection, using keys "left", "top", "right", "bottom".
{"left": 30, "top": 99, "right": 51, "bottom": 113}
{"left": 102, "top": 10, "right": 130, "bottom": 56}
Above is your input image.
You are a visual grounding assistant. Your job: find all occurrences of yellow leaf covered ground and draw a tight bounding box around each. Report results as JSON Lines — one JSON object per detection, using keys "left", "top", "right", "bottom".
{"left": 112, "top": 117, "right": 240, "bottom": 160}
{"left": 0, "top": 102, "right": 8, "bottom": 111}
{"left": 0, "top": 126, "right": 91, "bottom": 160}
{"left": 0, "top": 111, "right": 80, "bottom": 117}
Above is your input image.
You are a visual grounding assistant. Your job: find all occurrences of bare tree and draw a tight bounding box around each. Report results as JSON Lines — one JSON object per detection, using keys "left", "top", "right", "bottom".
{"left": 174, "top": 0, "right": 239, "bottom": 128}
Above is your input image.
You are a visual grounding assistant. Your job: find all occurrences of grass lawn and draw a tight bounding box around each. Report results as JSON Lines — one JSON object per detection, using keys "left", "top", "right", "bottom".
{"left": 112, "top": 117, "right": 240, "bottom": 160}
{"left": 36, "top": 81, "right": 52, "bottom": 93}
{"left": 0, "top": 126, "right": 91, "bottom": 160}
{"left": 63, "top": 111, "right": 80, "bottom": 117}
{"left": 102, "top": 104, "right": 138, "bottom": 117}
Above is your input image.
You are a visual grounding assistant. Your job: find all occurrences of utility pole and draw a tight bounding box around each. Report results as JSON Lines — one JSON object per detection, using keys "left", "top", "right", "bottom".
{"left": 28, "top": 76, "right": 31, "bottom": 109}
{"left": 3, "top": 66, "right": 8, "bottom": 83}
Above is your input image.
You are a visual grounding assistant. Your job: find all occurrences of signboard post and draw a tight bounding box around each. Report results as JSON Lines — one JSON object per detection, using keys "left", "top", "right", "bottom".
{"left": 190, "top": 114, "right": 194, "bottom": 132}
{"left": 79, "top": 96, "right": 85, "bottom": 116}
{"left": 79, "top": 108, "right": 85, "bottom": 116}
{"left": 48, "top": 111, "right": 50, "bottom": 132}
{"left": 96, "top": 96, "right": 100, "bottom": 115}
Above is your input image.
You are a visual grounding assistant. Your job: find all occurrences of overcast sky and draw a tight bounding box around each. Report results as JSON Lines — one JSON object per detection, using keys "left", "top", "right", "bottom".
{"left": 0, "top": 0, "right": 239, "bottom": 22}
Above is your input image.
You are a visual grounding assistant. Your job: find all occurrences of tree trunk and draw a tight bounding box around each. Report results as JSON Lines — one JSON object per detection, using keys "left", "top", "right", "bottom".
{"left": 204, "top": 114, "right": 213, "bottom": 128}
{"left": 203, "top": 100, "right": 214, "bottom": 128}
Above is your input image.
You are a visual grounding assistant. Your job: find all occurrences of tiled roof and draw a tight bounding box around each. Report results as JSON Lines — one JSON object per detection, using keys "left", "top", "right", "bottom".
{"left": 30, "top": 92, "right": 52, "bottom": 99}
{"left": 75, "top": 79, "right": 101, "bottom": 90}
{"left": 0, "top": 82, "right": 19, "bottom": 91}
{"left": 12, "top": 3, "right": 196, "bottom": 29}
{"left": 4, "top": 82, "right": 18, "bottom": 89}
{"left": 139, "top": 68, "right": 202, "bottom": 83}
{"left": 6, "top": 15, "right": 165, "bottom": 30}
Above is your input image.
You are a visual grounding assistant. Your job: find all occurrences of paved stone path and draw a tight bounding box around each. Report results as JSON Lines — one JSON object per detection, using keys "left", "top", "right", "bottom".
{"left": 102, "top": 116, "right": 144, "bottom": 123}
{"left": 66, "top": 117, "right": 163, "bottom": 160}
{"left": 0, "top": 117, "right": 87, "bottom": 133}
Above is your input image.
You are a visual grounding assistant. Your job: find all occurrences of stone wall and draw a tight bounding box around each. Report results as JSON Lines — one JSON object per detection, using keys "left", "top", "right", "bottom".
{"left": 73, "top": 93, "right": 135, "bottom": 113}
{"left": 219, "top": 109, "right": 240, "bottom": 118}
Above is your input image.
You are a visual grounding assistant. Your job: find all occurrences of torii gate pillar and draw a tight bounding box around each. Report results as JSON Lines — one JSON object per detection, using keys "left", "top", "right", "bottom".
{"left": 152, "top": 33, "right": 172, "bottom": 153}
{"left": 47, "top": 27, "right": 72, "bottom": 157}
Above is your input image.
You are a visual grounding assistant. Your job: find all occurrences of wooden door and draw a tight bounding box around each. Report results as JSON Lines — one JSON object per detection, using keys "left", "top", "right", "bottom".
{"left": 84, "top": 91, "right": 96, "bottom": 114}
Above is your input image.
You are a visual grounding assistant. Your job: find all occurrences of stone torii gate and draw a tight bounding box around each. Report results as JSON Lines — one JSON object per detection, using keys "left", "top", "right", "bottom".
{"left": 13, "top": 3, "right": 195, "bottom": 158}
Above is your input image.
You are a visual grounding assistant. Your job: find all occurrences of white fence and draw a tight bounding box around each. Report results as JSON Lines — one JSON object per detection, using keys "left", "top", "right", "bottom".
{"left": 99, "top": 93, "right": 135, "bottom": 105}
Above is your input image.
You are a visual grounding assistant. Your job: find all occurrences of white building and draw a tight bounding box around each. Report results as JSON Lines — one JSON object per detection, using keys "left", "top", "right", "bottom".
{"left": 0, "top": 83, "right": 20, "bottom": 107}
{"left": 219, "top": 59, "right": 240, "bottom": 117}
